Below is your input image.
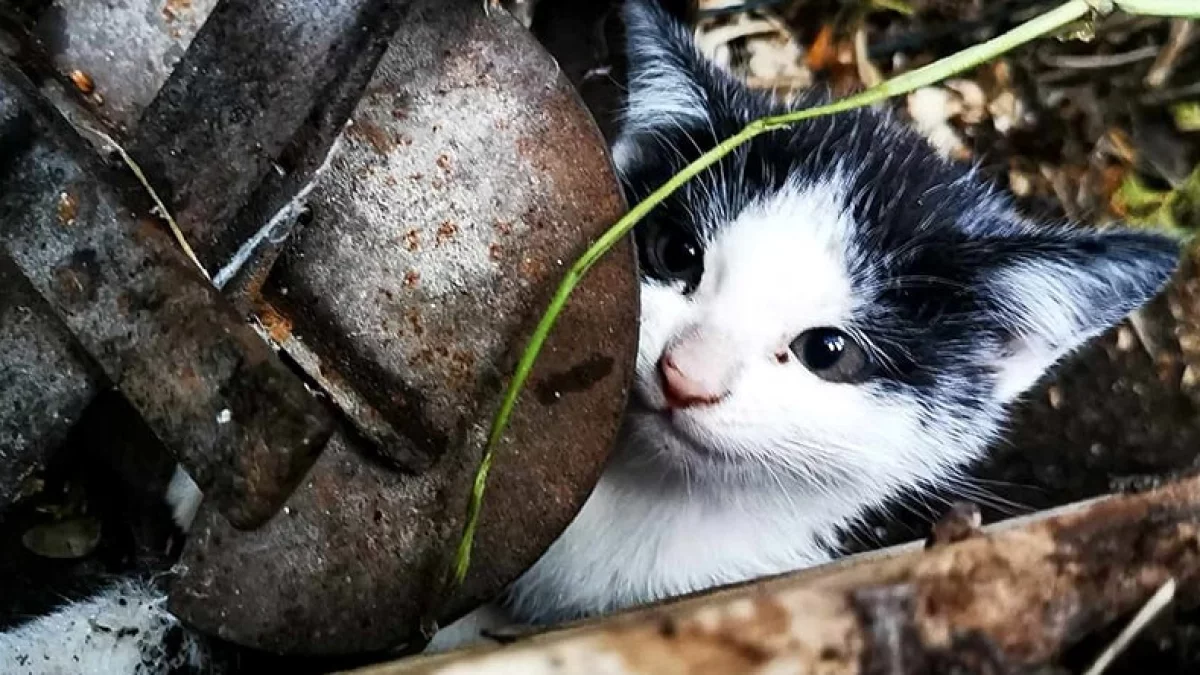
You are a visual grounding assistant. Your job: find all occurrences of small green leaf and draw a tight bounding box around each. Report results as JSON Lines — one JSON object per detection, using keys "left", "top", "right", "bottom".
{"left": 1053, "top": 19, "right": 1098, "bottom": 41}
{"left": 869, "top": 0, "right": 916, "bottom": 16}
{"left": 1114, "top": 165, "right": 1200, "bottom": 236}
{"left": 1171, "top": 101, "right": 1200, "bottom": 133}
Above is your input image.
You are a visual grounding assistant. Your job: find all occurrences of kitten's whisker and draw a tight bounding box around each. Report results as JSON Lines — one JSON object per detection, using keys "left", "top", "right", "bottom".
{"left": 939, "top": 476, "right": 1032, "bottom": 517}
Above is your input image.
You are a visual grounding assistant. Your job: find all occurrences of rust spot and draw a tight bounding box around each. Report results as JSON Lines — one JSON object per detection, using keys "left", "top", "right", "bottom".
{"left": 68, "top": 70, "right": 94, "bottom": 95}
{"left": 406, "top": 310, "right": 424, "bottom": 337}
{"left": 451, "top": 349, "right": 476, "bottom": 371}
{"left": 348, "top": 119, "right": 397, "bottom": 155}
{"left": 177, "top": 365, "right": 203, "bottom": 392}
{"left": 256, "top": 305, "right": 294, "bottom": 344}
{"left": 57, "top": 191, "right": 78, "bottom": 226}
{"left": 442, "top": 349, "right": 479, "bottom": 392}
{"left": 402, "top": 229, "right": 420, "bottom": 252}
{"left": 435, "top": 153, "right": 452, "bottom": 173}
{"left": 53, "top": 249, "right": 100, "bottom": 307}
{"left": 162, "top": 0, "right": 193, "bottom": 22}
{"left": 535, "top": 354, "right": 615, "bottom": 405}
{"left": 518, "top": 256, "right": 544, "bottom": 280}
{"left": 436, "top": 221, "right": 458, "bottom": 246}
{"left": 515, "top": 137, "right": 540, "bottom": 167}
{"left": 409, "top": 173, "right": 424, "bottom": 181}
{"left": 488, "top": 243, "right": 503, "bottom": 262}
{"left": 131, "top": 217, "right": 161, "bottom": 244}
{"left": 404, "top": 270, "right": 420, "bottom": 288}
{"left": 493, "top": 219, "right": 513, "bottom": 236}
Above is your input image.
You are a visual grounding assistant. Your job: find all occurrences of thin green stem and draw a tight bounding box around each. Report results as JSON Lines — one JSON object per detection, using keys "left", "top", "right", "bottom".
{"left": 444, "top": 0, "right": 1195, "bottom": 604}
{"left": 870, "top": 0, "right": 916, "bottom": 16}
{"left": 1113, "top": 1, "right": 1200, "bottom": 18}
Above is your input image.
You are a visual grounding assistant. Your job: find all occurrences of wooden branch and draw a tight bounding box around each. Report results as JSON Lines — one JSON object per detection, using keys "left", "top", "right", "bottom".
{"left": 346, "top": 474, "right": 1200, "bottom": 674}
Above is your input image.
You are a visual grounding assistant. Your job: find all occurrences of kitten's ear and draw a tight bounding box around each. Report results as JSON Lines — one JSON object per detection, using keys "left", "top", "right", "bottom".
{"left": 616, "top": 0, "right": 716, "bottom": 143}
{"left": 987, "top": 226, "right": 1180, "bottom": 401}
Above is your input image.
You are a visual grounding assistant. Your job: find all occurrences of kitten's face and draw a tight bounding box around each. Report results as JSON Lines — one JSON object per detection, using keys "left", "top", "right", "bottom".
{"left": 626, "top": 182, "right": 952, "bottom": 491}
{"left": 614, "top": 0, "right": 1178, "bottom": 496}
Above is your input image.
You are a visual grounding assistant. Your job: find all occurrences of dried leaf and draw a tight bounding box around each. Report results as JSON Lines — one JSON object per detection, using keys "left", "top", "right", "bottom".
{"left": 906, "top": 87, "right": 970, "bottom": 159}
{"left": 944, "top": 78, "right": 987, "bottom": 124}
{"left": 22, "top": 516, "right": 102, "bottom": 559}
{"left": 806, "top": 24, "right": 837, "bottom": 72}
{"left": 854, "top": 26, "right": 884, "bottom": 87}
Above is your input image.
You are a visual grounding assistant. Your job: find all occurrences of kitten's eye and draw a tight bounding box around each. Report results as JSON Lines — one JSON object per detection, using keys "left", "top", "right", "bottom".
{"left": 789, "top": 328, "right": 872, "bottom": 383}
{"left": 646, "top": 226, "right": 704, "bottom": 292}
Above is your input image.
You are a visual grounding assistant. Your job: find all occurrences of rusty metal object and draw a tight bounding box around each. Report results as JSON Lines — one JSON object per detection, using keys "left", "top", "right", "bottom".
{"left": 0, "top": 0, "right": 638, "bottom": 656}
{"left": 125, "top": 0, "right": 410, "bottom": 272}
{"left": 167, "top": 0, "right": 637, "bottom": 653}
{"left": 0, "top": 250, "right": 102, "bottom": 508}
{"left": 350, "top": 473, "right": 1200, "bottom": 675}
{"left": 0, "top": 57, "right": 334, "bottom": 530}
{"left": 18, "top": 0, "right": 220, "bottom": 132}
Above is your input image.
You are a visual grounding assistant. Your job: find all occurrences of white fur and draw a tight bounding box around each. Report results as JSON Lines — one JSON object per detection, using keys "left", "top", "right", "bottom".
{"left": 423, "top": 603, "right": 513, "bottom": 654}
{"left": 496, "top": 183, "right": 989, "bottom": 627}
{"left": 0, "top": 580, "right": 205, "bottom": 675}
{"left": 990, "top": 256, "right": 1141, "bottom": 401}
{"left": 616, "top": 0, "right": 758, "bottom": 144}
{"left": 166, "top": 464, "right": 203, "bottom": 532}
{"left": 620, "top": 44, "right": 708, "bottom": 138}
{"left": 429, "top": 180, "right": 1005, "bottom": 649}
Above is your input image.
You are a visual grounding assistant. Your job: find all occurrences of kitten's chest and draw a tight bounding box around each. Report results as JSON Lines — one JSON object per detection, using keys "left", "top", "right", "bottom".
{"left": 507, "top": 469, "right": 843, "bottom": 623}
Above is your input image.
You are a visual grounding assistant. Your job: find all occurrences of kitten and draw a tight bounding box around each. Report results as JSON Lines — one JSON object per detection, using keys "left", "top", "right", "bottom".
{"left": 433, "top": 0, "right": 1181, "bottom": 646}
{"left": 0, "top": 0, "right": 1180, "bottom": 669}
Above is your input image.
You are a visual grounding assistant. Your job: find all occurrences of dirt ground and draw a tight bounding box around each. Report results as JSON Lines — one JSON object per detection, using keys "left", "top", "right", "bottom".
{"left": 1, "top": 1, "right": 1197, "bottom": 673}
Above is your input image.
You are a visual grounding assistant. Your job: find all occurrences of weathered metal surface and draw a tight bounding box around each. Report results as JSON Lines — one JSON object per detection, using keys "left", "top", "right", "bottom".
{"left": 125, "top": 0, "right": 410, "bottom": 273}
{"left": 0, "top": 250, "right": 103, "bottom": 509}
{"left": 349, "top": 473, "right": 1200, "bottom": 675}
{"left": 212, "top": 4, "right": 409, "bottom": 302}
{"left": 21, "top": 0, "right": 220, "bottom": 132}
{"left": 0, "top": 57, "right": 334, "bottom": 530}
{"left": 168, "top": 0, "right": 638, "bottom": 653}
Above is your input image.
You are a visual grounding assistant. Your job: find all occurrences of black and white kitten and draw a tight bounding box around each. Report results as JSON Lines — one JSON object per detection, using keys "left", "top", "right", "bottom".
{"left": 0, "top": 0, "right": 1180, "bottom": 670}
{"left": 431, "top": 0, "right": 1181, "bottom": 646}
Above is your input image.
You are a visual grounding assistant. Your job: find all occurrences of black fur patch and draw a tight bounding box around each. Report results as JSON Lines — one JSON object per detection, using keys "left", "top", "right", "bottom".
{"left": 617, "top": 0, "right": 1178, "bottom": 407}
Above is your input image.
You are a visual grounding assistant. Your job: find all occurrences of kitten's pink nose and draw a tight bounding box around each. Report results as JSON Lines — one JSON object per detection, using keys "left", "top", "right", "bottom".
{"left": 658, "top": 350, "right": 731, "bottom": 409}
